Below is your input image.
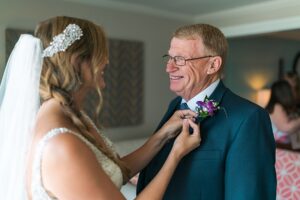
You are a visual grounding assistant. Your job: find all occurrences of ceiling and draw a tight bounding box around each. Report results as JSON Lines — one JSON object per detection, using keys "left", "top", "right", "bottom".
{"left": 63, "top": 0, "right": 276, "bottom": 20}
{"left": 63, "top": 0, "right": 300, "bottom": 40}
{"left": 266, "top": 29, "right": 300, "bottom": 41}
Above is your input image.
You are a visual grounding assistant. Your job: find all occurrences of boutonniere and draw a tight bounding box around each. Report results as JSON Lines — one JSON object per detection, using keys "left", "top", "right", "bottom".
{"left": 196, "top": 96, "right": 221, "bottom": 119}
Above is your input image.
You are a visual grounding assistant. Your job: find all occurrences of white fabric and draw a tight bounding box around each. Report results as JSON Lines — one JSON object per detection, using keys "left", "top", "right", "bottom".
{"left": 31, "top": 127, "right": 123, "bottom": 199}
{"left": 0, "top": 35, "right": 43, "bottom": 200}
{"left": 181, "top": 79, "right": 220, "bottom": 112}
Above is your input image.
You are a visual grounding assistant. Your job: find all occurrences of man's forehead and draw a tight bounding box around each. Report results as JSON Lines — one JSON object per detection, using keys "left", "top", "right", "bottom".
{"left": 169, "top": 37, "right": 205, "bottom": 54}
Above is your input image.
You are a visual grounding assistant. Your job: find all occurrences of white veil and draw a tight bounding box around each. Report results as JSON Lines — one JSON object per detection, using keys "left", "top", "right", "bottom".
{"left": 0, "top": 23, "right": 83, "bottom": 199}
{"left": 0, "top": 34, "right": 43, "bottom": 199}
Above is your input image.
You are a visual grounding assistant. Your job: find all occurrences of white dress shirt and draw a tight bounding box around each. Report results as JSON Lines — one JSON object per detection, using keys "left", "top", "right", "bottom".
{"left": 181, "top": 79, "right": 220, "bottom": 112}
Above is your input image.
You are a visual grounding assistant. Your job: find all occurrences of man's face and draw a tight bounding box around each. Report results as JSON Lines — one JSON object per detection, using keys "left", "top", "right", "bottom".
{"left": 166, "top": 37, "right": 214, "bottom": 100}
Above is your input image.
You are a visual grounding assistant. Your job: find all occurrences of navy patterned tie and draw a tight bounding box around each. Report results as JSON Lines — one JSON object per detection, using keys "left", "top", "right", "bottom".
{"left": 179, "top": 102, "right": 190, "bottom": 110}
{"left": 178, "top": 102, "right": 196, "bottom": 133}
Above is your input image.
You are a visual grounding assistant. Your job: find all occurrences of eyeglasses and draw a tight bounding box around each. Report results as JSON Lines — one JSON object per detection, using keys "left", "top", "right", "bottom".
{"left": 162, "top": 54, "right": 214, "bottom": 66}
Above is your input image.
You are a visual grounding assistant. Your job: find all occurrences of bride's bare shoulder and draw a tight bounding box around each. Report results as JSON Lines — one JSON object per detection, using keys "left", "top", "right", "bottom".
{"left": 32, "top": 99, "right": 91, "bottom": 160}
{"left": 31, "top": 99, "right": 95, "bottom": 166}
{"left": 33, "top": 99, "right": 76, "bottom": 138}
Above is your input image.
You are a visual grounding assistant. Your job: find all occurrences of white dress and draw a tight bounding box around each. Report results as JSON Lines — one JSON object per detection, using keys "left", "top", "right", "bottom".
{"left": 31, "top": 127, "right": 123, "bottom": 200}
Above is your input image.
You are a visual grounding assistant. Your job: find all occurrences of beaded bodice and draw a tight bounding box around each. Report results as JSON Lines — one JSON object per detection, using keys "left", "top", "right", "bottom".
{"left": 31, "top": 127, "right": 123, "bottom": 199}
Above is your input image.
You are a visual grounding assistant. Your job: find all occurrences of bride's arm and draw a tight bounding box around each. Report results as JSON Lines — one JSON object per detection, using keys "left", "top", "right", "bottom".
{"left": 120, "top": 110, "right": 197, "bottom": 178}
{"left": 41, "top": 119, "right": 200, "bottom": 200}
{"left": 42, "top": 133, "right": 127, "bottom": 200}
{"left": 136, "top": 119, "right": 201, "bottom": 200}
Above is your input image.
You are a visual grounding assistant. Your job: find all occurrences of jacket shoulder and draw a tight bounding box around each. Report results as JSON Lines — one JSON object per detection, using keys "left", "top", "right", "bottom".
{"left": 223, "top": 89, "right": 267, "bottom": 115}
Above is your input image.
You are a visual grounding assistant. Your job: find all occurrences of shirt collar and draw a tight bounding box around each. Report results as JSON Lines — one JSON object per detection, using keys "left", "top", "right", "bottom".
{"left": 181, "top": 79, "right": 220, "bottom": 112}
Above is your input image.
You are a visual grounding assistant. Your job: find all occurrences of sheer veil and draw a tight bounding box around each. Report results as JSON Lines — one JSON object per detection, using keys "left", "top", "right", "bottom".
{"left": 0, "top": 34, "right": 43, "bottom": 199}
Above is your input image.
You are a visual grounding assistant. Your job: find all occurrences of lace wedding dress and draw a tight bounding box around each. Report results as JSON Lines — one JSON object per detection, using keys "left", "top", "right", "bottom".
{"left": 31, "top": 126, "right": 123, "bottom": 199}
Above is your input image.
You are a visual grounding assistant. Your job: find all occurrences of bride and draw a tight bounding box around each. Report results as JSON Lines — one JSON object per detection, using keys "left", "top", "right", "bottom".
{"left": 0, "top": 16, "right": 201, "bottom": 199}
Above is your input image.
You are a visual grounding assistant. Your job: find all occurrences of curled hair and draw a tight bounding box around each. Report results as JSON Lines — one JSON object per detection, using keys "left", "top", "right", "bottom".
{"left": 266, "top": 80, "right": 297, "bottom": 116}
{"left": 173, "top": 24, "right": 228, "bottom": 70}
{"left": 35, "top": 16, "right": 129, "bottom": 181}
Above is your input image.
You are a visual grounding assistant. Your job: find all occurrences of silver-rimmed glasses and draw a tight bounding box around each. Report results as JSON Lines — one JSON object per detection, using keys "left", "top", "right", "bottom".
{"left": 162, "top": 54, "right": 214, "bottom": 66}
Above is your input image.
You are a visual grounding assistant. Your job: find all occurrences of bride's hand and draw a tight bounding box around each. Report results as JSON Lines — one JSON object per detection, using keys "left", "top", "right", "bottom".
{"left": 171, "top": 119, "right": 201, "bottom": 159}
{"left": 158, "top": 109, "right": 197, "bottom": 141}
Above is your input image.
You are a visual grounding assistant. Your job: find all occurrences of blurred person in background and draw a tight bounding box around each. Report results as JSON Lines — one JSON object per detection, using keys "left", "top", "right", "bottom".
{"left": 266, "top": 80, "right": 300, "bottom": 144}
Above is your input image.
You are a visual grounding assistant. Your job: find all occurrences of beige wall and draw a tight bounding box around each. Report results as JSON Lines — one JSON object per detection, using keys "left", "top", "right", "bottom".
{"left": 3, "top": 0, "right": 299, "bottom": 141}
{"left": 0, "top": 0, "right": 189, "bottom": 141}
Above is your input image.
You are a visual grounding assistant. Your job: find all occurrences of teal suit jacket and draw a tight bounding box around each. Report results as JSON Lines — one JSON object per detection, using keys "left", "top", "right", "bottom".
{"left": 137, "top": 81, "right": 276, "bottom": 200}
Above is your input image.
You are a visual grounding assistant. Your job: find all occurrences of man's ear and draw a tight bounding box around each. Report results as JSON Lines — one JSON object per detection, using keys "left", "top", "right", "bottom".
{"left": 207, "top": 56, "right": 222, "bottom": 75}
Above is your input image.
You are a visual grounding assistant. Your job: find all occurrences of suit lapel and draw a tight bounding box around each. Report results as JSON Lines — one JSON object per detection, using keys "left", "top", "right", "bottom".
{"left": 156, "top": 81, "right": 227, "bottom": 129}
{"left": 155, "top": 97, "right": 182, "bottom": 132}
{"left": 209, "top": 80, "right": 227, "bottom": 103}
{"left": 197, "top": 80, "right": 227, "bottom": 124}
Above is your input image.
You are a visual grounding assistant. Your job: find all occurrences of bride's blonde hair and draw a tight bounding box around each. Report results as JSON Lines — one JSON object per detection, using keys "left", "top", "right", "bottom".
{"left": 35, "top": 16, "right": 130, "bottom": 182}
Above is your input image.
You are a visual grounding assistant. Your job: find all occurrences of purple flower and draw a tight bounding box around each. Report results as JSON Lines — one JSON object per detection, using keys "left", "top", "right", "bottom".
{"left": 196, "top": 96, "right": 220, "bottom": 119}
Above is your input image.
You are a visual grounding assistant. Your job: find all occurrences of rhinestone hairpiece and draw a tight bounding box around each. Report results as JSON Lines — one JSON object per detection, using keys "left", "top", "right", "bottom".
{"left": 42, "top": 24, "right": 83, "bottom": 57}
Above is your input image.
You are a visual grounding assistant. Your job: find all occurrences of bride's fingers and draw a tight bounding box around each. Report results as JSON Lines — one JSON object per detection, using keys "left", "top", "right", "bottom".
{"left": 182, "top": 119, "right": 190, "bottom": 134}
{"left": 188, "top": 119, "right": 201, "bottom": 136}
{"left": 178, "top": 110, "right": 197, "bottom": 119}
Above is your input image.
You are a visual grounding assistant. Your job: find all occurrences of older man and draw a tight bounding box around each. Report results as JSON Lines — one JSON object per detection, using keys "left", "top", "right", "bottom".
{"left": 137, "top": 24, "right": 276, "bottom": 200}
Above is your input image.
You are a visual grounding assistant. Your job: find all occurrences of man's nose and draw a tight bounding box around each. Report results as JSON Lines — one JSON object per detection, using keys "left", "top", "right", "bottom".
{"left": 166, "top": 59, "right": 178, "bottom": 72}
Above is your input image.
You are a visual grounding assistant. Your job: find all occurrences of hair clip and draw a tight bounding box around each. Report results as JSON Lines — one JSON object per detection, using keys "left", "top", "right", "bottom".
{"left": 42, "top": 24, "right": 83, "bottom": 57}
